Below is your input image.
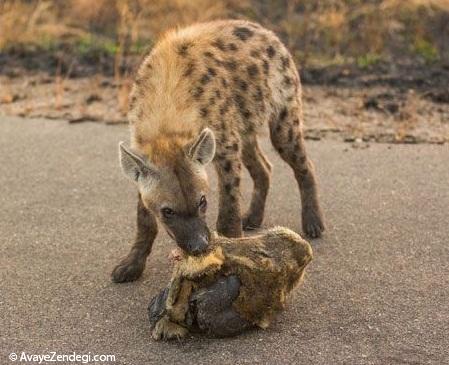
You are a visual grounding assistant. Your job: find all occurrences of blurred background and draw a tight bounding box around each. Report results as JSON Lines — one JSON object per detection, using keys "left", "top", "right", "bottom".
{"left": 0, "top": 0, "right": 448, "bottom": 144}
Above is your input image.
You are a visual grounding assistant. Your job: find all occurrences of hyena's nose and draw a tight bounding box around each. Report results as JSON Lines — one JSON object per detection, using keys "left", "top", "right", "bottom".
{"left": 188, "top": 234, "right": 209, "bottom": 256}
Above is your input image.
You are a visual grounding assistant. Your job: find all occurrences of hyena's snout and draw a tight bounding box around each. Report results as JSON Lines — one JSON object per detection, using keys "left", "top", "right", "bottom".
{"left": 171, "top": 217, "right": 211, "bottom": 256}
{"left": 186, "top": 233, "right": 209, "bottom": 256}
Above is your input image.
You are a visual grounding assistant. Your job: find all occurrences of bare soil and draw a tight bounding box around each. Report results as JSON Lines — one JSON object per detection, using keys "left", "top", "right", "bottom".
{"left": 1, "top": 58, "right": 448, "bottom": 145}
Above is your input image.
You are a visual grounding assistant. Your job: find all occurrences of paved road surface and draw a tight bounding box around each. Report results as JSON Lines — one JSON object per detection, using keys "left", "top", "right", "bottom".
{"left": 1, "top": 117, "right": 448, "bottom": 364}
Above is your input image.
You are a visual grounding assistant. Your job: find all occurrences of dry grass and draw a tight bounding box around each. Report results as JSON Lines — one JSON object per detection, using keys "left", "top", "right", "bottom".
{"left": 0, "top": 1, "right": 87, "bottom": 49}
{"left": 0, "top": 0, "right": 248, "bottom": 113}
{"left": 1, "top": 0, "right": 448, "bottom": 114}
{"left": 1, "top": 0, "right": 447, "bottom": 67}
{"left": 0, "top": 0, "right": 247, "bottom": 50}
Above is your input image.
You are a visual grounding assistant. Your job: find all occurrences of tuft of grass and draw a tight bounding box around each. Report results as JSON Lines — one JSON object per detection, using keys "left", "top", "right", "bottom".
{"left": 413, "top": 38, "right": 439, "bottom": 63}
{"left": 76, "top": 36, "right": 118, "bottom": 56}
{"left": 356, "top": 53, "right": 382, "bottom": 69}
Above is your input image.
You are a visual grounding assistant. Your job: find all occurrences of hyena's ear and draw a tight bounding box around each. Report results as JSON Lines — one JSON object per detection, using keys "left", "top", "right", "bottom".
{"left": 188, "top": 128, "right": 216, "bottom": 165}
{"left": 119, "top": 142, "right": 159, "bottom": 184}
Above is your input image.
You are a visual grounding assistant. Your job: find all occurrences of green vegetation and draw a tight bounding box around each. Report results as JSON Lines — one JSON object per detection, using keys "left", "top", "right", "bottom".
{"left": 414, "top": 38, "right": 440, "bottom": 63}
{"left": 356, "top": 54, "right": 382, "bottom": 69}
{"left": 0, "top": 0, "right": 447, "bottom": 68}
{"left": 75, "top": 36, "right": 119, "bottom": 57}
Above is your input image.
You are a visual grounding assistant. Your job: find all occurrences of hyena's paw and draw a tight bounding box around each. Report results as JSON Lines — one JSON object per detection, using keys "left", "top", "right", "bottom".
{"left": 302, "top": 207, "right": 325, "bottom": 239}
{"left": 242, "top": 213, "right": 263, "bottom": 231}
{"left": 111, "top": 257, "right": 145, "bottom": 283}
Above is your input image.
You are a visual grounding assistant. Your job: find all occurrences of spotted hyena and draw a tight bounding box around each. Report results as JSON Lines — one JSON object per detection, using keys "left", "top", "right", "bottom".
{"left": 112, "top": 20, "right": 324, "bottom": 283}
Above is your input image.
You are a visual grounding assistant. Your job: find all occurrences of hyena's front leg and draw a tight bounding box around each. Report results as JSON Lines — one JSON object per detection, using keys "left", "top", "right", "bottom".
{"left": 214, "top": 150, "right": 243, "bottom": 238}
{"left": 112, "top": 194, "right": 158, "bottom": 283}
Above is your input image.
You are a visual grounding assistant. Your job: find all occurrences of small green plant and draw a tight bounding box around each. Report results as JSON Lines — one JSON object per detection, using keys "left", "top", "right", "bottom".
{"left": 130, "top": 39, "right": 151, "bottom": 54}
{"left": 103, "top": 41, "right": 119, "bottom": 55}
{"left": 413, "top": 38, "right": 439, "bottom": 63}
{"left": 76, "top": 36, "right": 94, "bottom": 55}
{"left": 76, "top": 36, "right": 118, "bottom": 56}
{"left": 38, "top": 35, "right": 58, "bottom": 52}
{"left": 356, "top": 53, "right": 381, "bottom": 69}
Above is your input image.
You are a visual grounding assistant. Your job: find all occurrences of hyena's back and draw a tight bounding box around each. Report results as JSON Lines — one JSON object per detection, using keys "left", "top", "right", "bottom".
{"left": 128, "top": 20, "right": 301, "bottom": 152}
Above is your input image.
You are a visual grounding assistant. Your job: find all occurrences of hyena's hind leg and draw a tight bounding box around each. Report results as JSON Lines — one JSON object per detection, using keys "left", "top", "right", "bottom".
{"left": 111, "top": 194, "right": 158, "bottom": 282}
{"left": 241, "top": 136, "right": 272, "bottom": 230}
{"left": 269, "top": 107, "right": 325, "bottom": 238}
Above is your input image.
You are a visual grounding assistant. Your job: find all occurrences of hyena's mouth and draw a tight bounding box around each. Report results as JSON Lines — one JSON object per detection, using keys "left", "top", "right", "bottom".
{"left": 165, "top": 229, "right": 209, "bottom": 255}
{"left": 187, "top": 244, "right": 213, "bottom": 257}
{"left": 180, "top": 239, "right": 212, "bottom": 257}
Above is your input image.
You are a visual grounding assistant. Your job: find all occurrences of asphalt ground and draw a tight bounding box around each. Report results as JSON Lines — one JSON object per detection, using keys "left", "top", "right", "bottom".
{"left": 1, "top": 117, "right": 448, "bottom": 364}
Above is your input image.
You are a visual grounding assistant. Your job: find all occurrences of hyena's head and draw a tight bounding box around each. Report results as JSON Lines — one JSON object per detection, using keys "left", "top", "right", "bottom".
{"left": 118, "top": 128, "right": 216, "bottom": 256}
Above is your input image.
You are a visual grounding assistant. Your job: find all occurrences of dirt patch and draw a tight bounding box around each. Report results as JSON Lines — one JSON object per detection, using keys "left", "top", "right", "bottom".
{"left": 0, "top": 62, "right": 448, "bottom": 145}
{"left": 302, "top": 83, "right": 448, "bottom": 144}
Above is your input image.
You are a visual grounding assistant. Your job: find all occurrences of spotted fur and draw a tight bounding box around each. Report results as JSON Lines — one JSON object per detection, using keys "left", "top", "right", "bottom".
{"left": 112, "top": 20, "right": 325, "bottom": 283}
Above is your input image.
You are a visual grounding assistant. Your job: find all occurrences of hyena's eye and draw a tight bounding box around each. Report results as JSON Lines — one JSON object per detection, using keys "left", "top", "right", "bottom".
{"left": 161, "top": 207, "right": 175, "bottom": 218}
{"left": 198, "top": 195, "right": 207, "bottom": 212}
